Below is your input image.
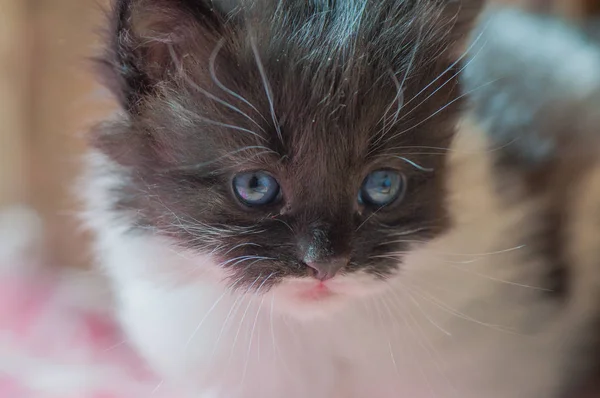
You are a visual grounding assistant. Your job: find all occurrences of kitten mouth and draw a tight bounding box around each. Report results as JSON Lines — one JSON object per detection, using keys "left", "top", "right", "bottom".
{"left": 298, "top": 282, "right": 333, "bottom": 300}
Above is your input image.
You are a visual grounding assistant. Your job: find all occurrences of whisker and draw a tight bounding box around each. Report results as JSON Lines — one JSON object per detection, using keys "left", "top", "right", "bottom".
{"left": 390, "top": 281, "right": 451, "bottom": 336}
{"left": 209, "top": 39, "right": 268, "bottom": 123}
{"left": 374, "top": 137, "right": 521, "bottom": 160}
{"left": 229, "top": 275, "right": 262, "bottom": 364}
{"left": 241, "top": 273, "right": 275, "bottom": 385}
{"left": 378, "top": 70, "right": 405, "bottom": 140}
{"left": 387, "top": 78, "right": 501, "bottom": 141}
{"left": 406, "top": 283, "right": 518, "bottom": 334}
{"left": 448, "top": 263, "right": 552, "bottom": 291}
{"left": 269, "top": 291, "right": 291, "bottom": 377}
{"left": 388, "top": 226, "right": 434, "bottom": 236}
{"left": 396, "top": 156, "right": 434, "bottom": 172}
{"left": 168, "top": 43, "right": 266, "bottom": 134}
{"left": 400, "top": 20, "right": 490, "bottom": 111}
{"left": 372, "top": 297, "right": 400, "bottom": 375}
{"left": 356, "top": 205, "right": 385, "bottom": 231}
{"left": 171, "top": 104, "right": 268, "bottom": 142}
{"left": 380, "top": 295, "right": 437, "bottom": 397}
{"left": 164, "top": 146, "right": 276, "bottom": 172}
{"left": 398, "top": 37, "right": 488, "bottom": 122}
{"left": 223, "top": 243, "right": 263, "bottom": 255}
{"left": 271, "top": 217, "right": 294, "bottom": 233}
{"left": 371, "top": 26, "right": 422, "bottom": 149}
{"left": 151, "top": 380, "right": 164, "bottom": 395}
{"left": 377, "top": 240, "right": 525, "bottom": 257}
{"left": 218, "top": 255, "right": 274, "bottom": 268}
{"left": 185, "top": 277, "right": 244, "bottom": 348}
{"left": 385, "top": 290, "right": 458, "bottom": 397}
{"left": 211, "top": 291, "right": 246, "bottom": 360}
{"left": 250, "top": 36, "right": 283, "bottom": 143}
{"left": 104, "top": 340, "right": 127, "bottom": 352}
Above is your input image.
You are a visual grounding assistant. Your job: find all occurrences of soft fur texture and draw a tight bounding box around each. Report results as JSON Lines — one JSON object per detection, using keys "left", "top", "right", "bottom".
{"left": 462, "top": 8, "right": 600, "bottom": 396}
{"left": 83, "top": 1, "right": 600, "bottom": 397}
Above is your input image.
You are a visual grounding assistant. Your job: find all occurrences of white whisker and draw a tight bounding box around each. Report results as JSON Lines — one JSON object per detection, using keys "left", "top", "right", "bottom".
{"left": 396, "top": 156, "right": 434, "bottom": 172}
{"left": 448, "top": 263, "right": 552, "bottom": 291}
{"left": 398, "top": 37, "right": 488, "bottom": 122}
{"left": 168, "top": 43, "right": 266, "bottom": 134}
{"left": 250, "top": 36, "right": 283, "bottom": 143}
{"left": 376, "top": 240, "right": 525, "bottom": 257}
{"left": 387, "top": 78, "right": 501, "bottom": 141}
{"left": 381, "top": 295, "right": 437, "bottom": 397}
{"left": 392, "top": 281, "right": 451, "bottom": 336}
{"left": 223, "top": 242, "right": 263, "bottom": 255}
{"left": 356, "top": 205, "right": 385, "bottom": 231}
{"left": 386, "top": 290, "right": 457, "bottom": 397}
{"left": 164, "top": 145, "right": 277, "bottom": 173}
{"left": 373, "top": 297, "right": 400, "bottom": 375}
{"left": 151, "top": 380, "right": 163, "bottom": 395}
{"left": 400, "top": 20, "right": 490, "bottom": 111}
{"left": 229, "top": 275, "right": 262, "bottom": 363}
{"left": 371, "top": 26, "right": 422, "bottom": 149}
{"left": 209, "top": 39, "right": 267, "bottom": 124}
{"left": 185, "top": 278, "right": 243, "bottom": 348}
{"left": 406, "top": 283, "right": 518, "bottom": 334}
{"left": 169, "top": 98, "right": 267, "bottom": 142}
{"left": 211, "top": 292, "right": 246, "bottom": 359}
{"left": 241, "top": 274, "right": 274, "bottom": 385}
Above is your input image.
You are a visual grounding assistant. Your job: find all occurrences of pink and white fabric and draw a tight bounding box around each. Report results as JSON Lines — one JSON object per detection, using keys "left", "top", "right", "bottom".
{"left": 0, "top": 262, "right": 176, "bottom": 398}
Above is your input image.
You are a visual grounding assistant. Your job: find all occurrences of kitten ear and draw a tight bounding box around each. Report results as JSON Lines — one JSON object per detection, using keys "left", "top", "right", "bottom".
{"left": 99, "top": 0, "right": 234, "bottom": 112}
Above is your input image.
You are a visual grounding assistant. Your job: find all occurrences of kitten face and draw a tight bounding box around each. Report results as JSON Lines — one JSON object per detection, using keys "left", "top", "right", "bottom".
{"left": 92, "top": 0, "right": 480, "bottom": 309}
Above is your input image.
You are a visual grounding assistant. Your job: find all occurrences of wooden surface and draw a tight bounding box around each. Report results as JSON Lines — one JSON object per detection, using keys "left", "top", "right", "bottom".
{"left": 1, "top": 0, "right": 113, "bottom": 268}
{"left": 28, "top": 0, "right": 115, "bottom": 268}
{"left": 0, "top": 0, "right": 31, "bottom": 208}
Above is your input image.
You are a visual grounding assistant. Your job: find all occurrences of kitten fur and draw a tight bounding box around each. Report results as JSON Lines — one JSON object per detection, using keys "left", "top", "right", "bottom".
{"left": 462, "top": 7, "right": 600, "bottom": 397}
{"left": 81, "top": 1, "right": 595, "bottom": 397}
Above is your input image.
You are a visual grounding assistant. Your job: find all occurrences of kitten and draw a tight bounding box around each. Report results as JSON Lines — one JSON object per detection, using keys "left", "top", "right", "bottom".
{"left": 83, "top": 1, "right": 482, "bottom": 397}
{"left": 82, "top": 0, "right": 600, "bottom": 396}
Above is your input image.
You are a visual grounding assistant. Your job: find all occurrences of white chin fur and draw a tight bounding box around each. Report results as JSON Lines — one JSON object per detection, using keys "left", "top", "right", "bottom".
{"left": 271, "top": 272, "right": 393, "bottom": 319}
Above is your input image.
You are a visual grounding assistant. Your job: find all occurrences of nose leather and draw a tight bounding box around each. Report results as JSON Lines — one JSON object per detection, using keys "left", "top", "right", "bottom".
{"left": 305, "top": 257, "right": 347, "bottom": 281}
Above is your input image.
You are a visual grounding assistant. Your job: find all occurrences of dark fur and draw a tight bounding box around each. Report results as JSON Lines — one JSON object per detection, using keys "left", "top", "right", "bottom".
{"left": 91, "top": 0, "right": 481, "bottom": 289}
{"left": 463, "top": 8, "right": 600, "bottom": 397}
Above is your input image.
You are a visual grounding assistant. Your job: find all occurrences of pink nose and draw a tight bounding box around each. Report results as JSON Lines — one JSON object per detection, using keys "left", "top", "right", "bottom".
{"left": 306, "top": 257, "right": 347, "bottom": 281}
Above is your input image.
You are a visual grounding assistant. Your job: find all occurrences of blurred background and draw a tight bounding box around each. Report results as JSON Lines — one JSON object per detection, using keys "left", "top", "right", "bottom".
{"left": 0, "top": 0, "right": 595, "bottom": 270}
{"left": 0, "top": 0, "right": 115, "bottom": 269}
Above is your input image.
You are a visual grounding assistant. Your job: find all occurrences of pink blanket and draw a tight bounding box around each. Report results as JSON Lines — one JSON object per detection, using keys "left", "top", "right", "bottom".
{"left": 0, "top": 262, "right": 176, "bottom": 398}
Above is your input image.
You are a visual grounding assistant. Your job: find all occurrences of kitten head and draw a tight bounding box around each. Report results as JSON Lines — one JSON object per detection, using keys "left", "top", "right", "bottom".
{"left": 92, "top": 0, "right": 480, "bottom": 313}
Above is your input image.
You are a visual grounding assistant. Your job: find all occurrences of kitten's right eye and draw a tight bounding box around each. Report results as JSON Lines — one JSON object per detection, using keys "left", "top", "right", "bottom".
{"left": 232, "top": 171, "right": 281, "bottom": 207}
{"left": 359, "top": 170, "right": 405, "bottom": 208}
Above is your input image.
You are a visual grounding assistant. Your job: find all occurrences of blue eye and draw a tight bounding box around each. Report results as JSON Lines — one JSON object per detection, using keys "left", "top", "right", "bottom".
{"left": 359, "top": 170, "right": 404, "bottom": 207}
{"left": 233, "top": 171, "right": 280, "bottom": 206}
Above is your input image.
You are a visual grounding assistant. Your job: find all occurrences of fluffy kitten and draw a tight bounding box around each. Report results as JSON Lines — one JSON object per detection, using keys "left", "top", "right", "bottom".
{"left": 84, "top": 1, "right": 481, "bottom": 397}
{"left": 81, "top": 0, "right": 596, "bottom": 397}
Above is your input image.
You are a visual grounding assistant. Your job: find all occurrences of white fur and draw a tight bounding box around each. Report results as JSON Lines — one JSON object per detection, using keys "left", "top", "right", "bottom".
{"left": 0, "top": 205, "right": 44, "bottom": 269}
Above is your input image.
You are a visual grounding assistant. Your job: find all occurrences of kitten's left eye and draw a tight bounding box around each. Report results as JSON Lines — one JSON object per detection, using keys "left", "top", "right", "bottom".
{"left": 233, "top": 171, "right": 281, "bottom": 206}
{"left": 359, "top": 170, "right": 405, "bottom": 207}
